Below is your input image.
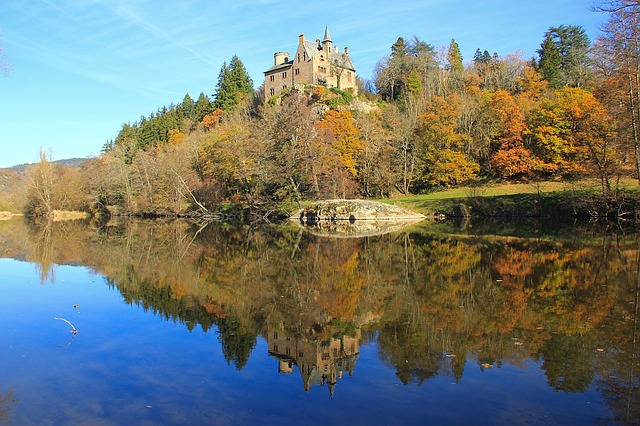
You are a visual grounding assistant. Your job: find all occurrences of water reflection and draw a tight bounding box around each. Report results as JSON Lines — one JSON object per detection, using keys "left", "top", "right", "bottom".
{"left": 0, "top": 217, "right": 639, "bottom": 423}
{"left": 268, "top": 327, "right": 359, "bottom": 396}
{"left": 0, "top": 388, "right": 16, "bottom": 422}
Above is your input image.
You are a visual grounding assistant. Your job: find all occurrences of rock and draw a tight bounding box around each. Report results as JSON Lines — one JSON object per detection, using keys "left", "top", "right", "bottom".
{"left": 291, "top": 199, "right": 425, "bottom": 238}
{"left": 292, "top": 199, "right": 425, "bottom": 222}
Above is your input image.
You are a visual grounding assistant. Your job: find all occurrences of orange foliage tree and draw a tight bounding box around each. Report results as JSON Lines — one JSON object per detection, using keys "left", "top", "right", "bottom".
{"left": 488, "top": 90, "right": 535, "bottom": 178}
{"left": 316, "top": 110, "right": 364, "bottom": 197}
{"left": 414, "top": 95, "right": 479, "bottom": 188}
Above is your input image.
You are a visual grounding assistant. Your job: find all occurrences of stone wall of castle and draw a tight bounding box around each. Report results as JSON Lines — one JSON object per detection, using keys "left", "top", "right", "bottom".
{"left": 264, "top": 29, "right": 357, "bottom": 99}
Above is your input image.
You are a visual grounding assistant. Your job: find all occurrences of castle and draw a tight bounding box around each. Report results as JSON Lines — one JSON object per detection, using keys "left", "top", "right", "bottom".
{"left": 263, "top": 26, "right": 357, "bottom": 99}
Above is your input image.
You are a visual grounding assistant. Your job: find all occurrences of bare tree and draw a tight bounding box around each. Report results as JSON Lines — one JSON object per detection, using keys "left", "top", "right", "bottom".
{"left": 594, "top": 1, "right": 640, "bottom": 183}
{"left": 24, "top": 148, "right": 55, "bottom": 217}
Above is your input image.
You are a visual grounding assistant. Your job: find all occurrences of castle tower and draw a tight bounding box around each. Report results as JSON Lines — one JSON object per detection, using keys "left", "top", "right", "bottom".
{"left": 274, "top": 52, "right": 290, "bottom": 66}
{"left": 321, "top": 26, "right": 332, "bottom": 56}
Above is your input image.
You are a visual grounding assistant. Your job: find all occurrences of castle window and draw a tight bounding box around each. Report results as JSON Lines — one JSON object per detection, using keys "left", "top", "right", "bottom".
{"left": 347, "top": 72, "right": 352, "bottom": 82}
{"left": 273, "top": 331, "right": 278, "bottom": 339}
{"left": 295, "top": 68, "right": 300, "bottom": 76}
{"left": 286, "top": 348, "right": 291, "bottom": 355}
{"left": 274, "top": 345, "right": 279, "bottom": 352}
{"left": 299, "top": 351, "right": 304, "bottom": 357}
{"left": 303, "top": 52, "right": 307, "bottom": 61}
{"left": 284, "top": 57, "right": 289, "bottom": 62}
{"left": 283, "top": 85, "right": 287, "bottom": 90}
{"left": 282, "top": 71, "right": 287, "bottom": 78}
{"left": 297, "top": 53, "right": 300, "bottom": 62}
{"left": 320, "top": 55, "right": 324, "bottom": 61}
{"left": 269, "top": 75, "right": 275, "bottom": 82}
{"left": 270, "top": 88, "right": 275, "bottom": 96}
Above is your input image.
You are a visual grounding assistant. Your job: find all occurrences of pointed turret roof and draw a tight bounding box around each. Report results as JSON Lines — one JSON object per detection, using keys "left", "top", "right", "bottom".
{"left": 323, "top": 26, "right": 332, "bottom": 42}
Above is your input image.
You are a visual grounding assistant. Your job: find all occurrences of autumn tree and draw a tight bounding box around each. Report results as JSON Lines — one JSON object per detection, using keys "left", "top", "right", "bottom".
{"left": 316, "top": 110, "right": 363, "bottom": 197}
{"left": 264, "top": 91, "right": 318, "bottom": 205}
{"left": 555, "top": 87, "right": 618, "bottom": 195}
{"left": 414, "top": 95, "right": 479, "bottom": 188}
{"left": 355, "top": 112, "right": 395, "bottom": 197}
{"left": 197, "top": 106, "right": 264, "bottom": 202}
{"left": 594, "top": 1, "right": 640, "bottom": 184}
{"left": 487, "top": 90, "right": 535, "bottom": 178}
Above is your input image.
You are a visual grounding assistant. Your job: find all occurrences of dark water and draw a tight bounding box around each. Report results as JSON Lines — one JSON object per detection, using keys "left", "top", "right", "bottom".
{"left": 0, "top": 217, "right": 638, "bottom": 425}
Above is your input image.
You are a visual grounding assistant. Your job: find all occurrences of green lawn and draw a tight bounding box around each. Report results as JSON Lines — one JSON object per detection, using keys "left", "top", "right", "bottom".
{"left": 377, "top": 177, "right": 639, "bottom": 216}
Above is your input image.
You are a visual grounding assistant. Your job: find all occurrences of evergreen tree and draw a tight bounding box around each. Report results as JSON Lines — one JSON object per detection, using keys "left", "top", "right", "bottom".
{"left": 181, "top": 93, "right": 195, "bottom": 119}
{"left": 391, "top": 37, "right": 408, "bottom": 60}
{"left": 447, "top": 39, "right": 463, "bottom": 72}
{"left": 474, "top": 48, "right": 492, "bottom": 65}
{"left": 538, "top": 33, "right": 563, "bottom": 89}
{"left": 213, "top": 55, "right": 254, "bottom": 111}
{"left": 547, "top": 25, "right": 591, "bottom": 87}
{"left": 473, "top": 48, "right": 483, "bottom": 64}
{"left": 195, "top": 92, "right": 213, "bottom": 122}
{"left": 407, "top": 36, "right": 434, "bottom": 57}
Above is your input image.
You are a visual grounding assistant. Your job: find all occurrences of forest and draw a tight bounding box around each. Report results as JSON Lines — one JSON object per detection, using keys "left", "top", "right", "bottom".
{"left": 4, "top": 1, "right": 640, "bottom": 218}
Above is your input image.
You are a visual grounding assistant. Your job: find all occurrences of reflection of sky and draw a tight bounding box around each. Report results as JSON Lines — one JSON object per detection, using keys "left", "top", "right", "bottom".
{"left": 0, "top": 258, "right": 614, "bottom": 425}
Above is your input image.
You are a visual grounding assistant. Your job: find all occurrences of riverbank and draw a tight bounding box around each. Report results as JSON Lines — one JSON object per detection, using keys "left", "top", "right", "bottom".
{"left": 381, "top": 179, "right": 640, "bottom": 220}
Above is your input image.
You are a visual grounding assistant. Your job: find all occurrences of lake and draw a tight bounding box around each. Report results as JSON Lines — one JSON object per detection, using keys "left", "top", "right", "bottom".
{"left": 0, "top": 217, "right": 638, "bottom": 425}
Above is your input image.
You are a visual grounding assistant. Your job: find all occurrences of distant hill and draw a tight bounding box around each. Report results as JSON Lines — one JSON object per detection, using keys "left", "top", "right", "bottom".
{"left": 0, "top": 168, "right": 23, "bottom": 212}
{"left": 2, "top": 157, "right": 89, "bottom": 175}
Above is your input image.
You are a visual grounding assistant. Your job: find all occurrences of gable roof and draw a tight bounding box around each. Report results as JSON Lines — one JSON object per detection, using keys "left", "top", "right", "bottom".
{"left": 300, "top": 39, "right": 355, "bottom": 72}
{"left": 332, "top": 51, "right": 355, "bottom": 71}
{"left": 264, "top": 60, "right": 293, "bottom": 74}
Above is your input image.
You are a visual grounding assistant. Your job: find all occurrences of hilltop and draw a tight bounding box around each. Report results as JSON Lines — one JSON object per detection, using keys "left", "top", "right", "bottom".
{"left": 2, "top": 157, "right": 89, "bottom": 175}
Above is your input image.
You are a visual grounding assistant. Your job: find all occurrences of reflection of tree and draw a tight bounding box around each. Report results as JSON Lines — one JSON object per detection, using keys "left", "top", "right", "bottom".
{"left": 1, "top": 217, "right": 640, "bottom": 410}
{"left": 593, "top": 241, "right": 640, "bottom": 424}
{"left": 25, "top": 219, "right": 56, "bottom": 284}
{"left": 0, "top": 387, "right": 16, "bottom": 422}
{"left": 538, "top": 333, "right": 595, "bottom": 393}
{"left": 217, "top": 318, "right": 256, "bottom": 370}
{"left": 377, "top": 316, "right": 441, "bottom": 385}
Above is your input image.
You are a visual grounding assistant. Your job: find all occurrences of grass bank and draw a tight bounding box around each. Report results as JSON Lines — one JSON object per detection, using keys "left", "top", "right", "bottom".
{"left": 380, "top": 178, "right": 640, "bottom": 219}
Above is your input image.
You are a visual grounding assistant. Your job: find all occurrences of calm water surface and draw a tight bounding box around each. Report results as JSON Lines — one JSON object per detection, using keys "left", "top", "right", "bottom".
{"left": 0, "top": 217, "right": 638, "bottom": 425}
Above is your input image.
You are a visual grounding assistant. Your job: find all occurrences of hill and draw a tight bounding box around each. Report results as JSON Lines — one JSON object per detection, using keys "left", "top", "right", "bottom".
{"left": 2, "top": 157, "right": 89, "bottom": 175}
{"left": 0, "top": 169, "right": 23, "bottom": 212}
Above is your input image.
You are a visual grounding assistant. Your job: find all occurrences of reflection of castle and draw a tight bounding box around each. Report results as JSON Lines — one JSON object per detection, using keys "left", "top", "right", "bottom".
{"left": 267, "top": 327, "right": 360, "bottom": 398}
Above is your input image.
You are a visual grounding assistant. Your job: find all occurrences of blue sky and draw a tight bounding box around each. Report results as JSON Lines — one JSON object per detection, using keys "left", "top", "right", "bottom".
{"left": 0, "top": 0, "right": 607, "bottom": 168}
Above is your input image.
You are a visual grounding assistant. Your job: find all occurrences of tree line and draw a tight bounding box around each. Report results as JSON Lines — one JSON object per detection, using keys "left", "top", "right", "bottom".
{"left": 12, "top": 1, "right": 640, "bottom": 216}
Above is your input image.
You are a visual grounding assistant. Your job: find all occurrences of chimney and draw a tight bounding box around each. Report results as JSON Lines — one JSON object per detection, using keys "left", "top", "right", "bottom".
{"left": 344, "top": 47, "right": 349, "bottom": 55}
{"left": 299, "top": 34, "right": 305, "bottom": 45}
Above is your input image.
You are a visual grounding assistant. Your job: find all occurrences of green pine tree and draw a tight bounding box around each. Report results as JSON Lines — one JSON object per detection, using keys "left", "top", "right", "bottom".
{"left": 181, "top": 93, "right": 195, "bottom": 119}
{"left": 447, "top": 39, "right": 463, "bottom": 72}
{"left": 546, "top": 25, "right": 591, "bottom": 87}
{"left": 213, "top": 55, "right": 254, "bottom": 111}
{"left": 538, "top": 33, "right": 563, "bottom": 89}
{"left": 195, "top": 92, "right": 212, "bottom": 122}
